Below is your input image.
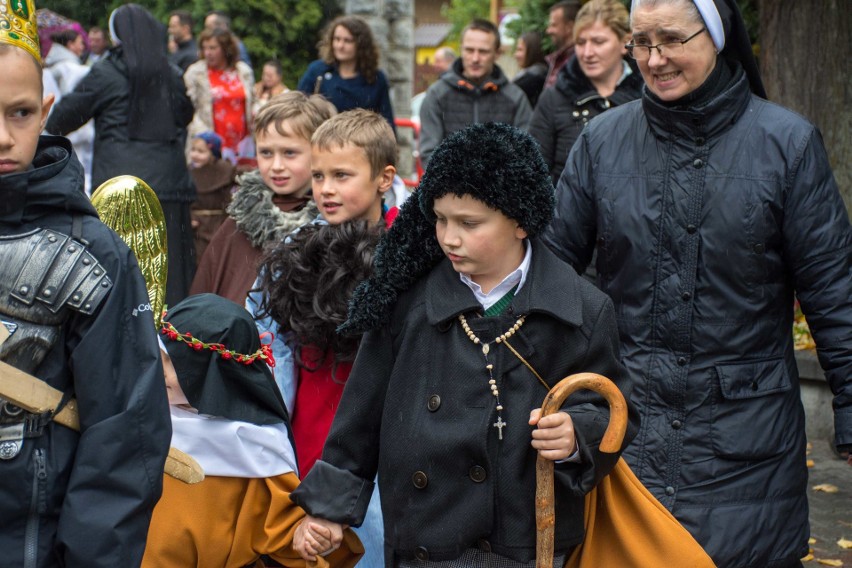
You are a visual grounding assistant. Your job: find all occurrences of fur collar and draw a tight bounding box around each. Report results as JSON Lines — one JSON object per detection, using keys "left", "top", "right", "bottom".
{"left": 227, "top": 170, "right": 318, "bottom": 248}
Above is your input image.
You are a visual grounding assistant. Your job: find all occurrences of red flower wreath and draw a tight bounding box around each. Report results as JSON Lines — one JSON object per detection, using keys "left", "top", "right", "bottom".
{"left": 160, "top": 318, "right": 275, "bottom": 368}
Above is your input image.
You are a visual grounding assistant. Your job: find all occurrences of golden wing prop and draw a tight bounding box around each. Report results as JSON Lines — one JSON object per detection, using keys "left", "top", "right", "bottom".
{"left": 91, "top": 176, "right": 168, "bottom": 328}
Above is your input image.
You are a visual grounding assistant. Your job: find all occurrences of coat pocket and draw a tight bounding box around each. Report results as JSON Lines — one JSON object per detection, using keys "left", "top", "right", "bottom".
{"left": 711, "top": 358, "right": 791, "bottom": 460}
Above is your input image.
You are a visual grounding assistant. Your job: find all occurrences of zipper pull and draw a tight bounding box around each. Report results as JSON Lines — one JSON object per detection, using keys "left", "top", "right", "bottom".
{"left": 35, "top": 449, "right": 47, "bottom": 480}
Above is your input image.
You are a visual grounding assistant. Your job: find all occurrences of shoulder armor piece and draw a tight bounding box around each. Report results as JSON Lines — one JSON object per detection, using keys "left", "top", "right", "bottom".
{"left": 11, "top": 228, "right": 113, "bottom": 316}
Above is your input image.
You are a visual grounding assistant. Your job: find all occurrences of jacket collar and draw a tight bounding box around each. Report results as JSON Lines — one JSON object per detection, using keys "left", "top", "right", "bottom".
{"left": 641, "top": 62, "right": 752, "bottom": 141}
{"left": 556, "top": 56, "right": 644, "bottom": 107}
{"left": 445, "top": 58, "right": 508, "bottom": 92}
{"left": 0, "top": 136, "right": 95, "bottom": 225}
{"left": 426, "top": 239, "right": 584, "bottom": 327}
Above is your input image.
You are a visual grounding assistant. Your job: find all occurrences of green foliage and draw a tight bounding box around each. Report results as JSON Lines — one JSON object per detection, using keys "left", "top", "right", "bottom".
{"left": 39, "top": 0, "right": 341, "bottom": 84}
{"left": 503, "top": 0, "right": 554, "bottom": 50}
{"left": 441, "top": 0, "right": 490, "bottom": 43}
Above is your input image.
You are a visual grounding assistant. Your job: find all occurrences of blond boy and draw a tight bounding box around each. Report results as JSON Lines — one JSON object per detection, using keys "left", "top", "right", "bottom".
{"left": 248, "top": 109, "right": 399, "bottom": 568}
{"left": 310, "top": 108, "right": 398, "bottom": 225}
{"left": 0, "top": 7, "right": 170, "bottom": 565}
{"left": 191, "top": 91, "right": 336, "bottom": 304}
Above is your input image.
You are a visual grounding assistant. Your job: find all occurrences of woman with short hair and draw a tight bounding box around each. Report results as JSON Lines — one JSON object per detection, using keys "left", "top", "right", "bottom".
{"left": 542, "top": 0, "right": 852, "bottom": 565}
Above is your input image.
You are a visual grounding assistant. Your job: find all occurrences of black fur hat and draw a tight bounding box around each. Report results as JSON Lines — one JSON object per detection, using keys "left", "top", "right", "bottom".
{"left": 339, "top": 122, "right": 554, "bottom": 335}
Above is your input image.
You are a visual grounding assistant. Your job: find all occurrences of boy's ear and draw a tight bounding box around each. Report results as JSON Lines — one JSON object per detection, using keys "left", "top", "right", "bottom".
{"left": 40, "top": 94, "right": 55, "bottom": 132}
{"left": 515, "top": 224, "right": 528, "bottom": 240}
{"left": 377, "top": 165, "right": 396, "bottom": 194}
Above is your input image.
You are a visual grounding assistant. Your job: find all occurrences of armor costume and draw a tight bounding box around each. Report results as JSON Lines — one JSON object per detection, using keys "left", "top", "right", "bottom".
{"left": 0, "top": 135, "right": 171, "bottom": 568}
{"left": 0, "top": 227, "right": 112, "bottom": 460}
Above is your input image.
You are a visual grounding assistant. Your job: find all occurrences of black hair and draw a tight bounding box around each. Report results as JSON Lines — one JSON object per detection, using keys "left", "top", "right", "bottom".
{"left": 254, "top": 221, "right": 383, "bottom": 375}
{"left": 170, "top": 9, "right": 193, "bottom": 29}
{"left": 550, "top": 0, "right": 582, "bottom": 21}
{"left": 50, "top": 29, "right": 80, "bottom": 47}
{"left": 263, "top": 59, "right": 283, "bottom": 76}
{"left": 462, "top": 18, "right": 501, "bottom": 50}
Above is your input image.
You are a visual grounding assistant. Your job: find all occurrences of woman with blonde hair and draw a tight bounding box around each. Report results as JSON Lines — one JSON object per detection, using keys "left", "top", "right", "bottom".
{"left": 530, "top": 0, "right": 643, "bottom": 183}
{"left": 297, "top": 16, "right": 394, "bottom": 128}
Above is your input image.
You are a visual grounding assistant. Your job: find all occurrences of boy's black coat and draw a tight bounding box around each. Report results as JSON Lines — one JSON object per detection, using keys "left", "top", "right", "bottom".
{"left": 291, "top": 239, "right": 639, "bottom": 565}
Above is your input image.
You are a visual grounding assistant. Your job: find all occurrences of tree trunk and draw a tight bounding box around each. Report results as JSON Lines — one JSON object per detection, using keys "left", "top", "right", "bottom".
{"left": 758, "top": 0, "right": 851, "bottom": 215}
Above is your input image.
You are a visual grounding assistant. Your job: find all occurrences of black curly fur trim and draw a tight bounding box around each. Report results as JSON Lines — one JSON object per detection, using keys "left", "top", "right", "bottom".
{"left": 254, "top": 220, "right": 383, "bottom": 366}
{"left": 340, "top": 123, "right": 554, "bottom": 335}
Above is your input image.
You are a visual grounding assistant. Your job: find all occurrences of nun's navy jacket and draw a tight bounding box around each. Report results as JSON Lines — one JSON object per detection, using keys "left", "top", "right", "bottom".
{"left": 543, "top": 65, "right": 852, "bottom": 567}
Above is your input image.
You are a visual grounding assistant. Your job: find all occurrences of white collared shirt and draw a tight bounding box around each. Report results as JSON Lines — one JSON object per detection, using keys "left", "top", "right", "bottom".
{"left": 459, "top": 241, "right": 532, "bottom": 310}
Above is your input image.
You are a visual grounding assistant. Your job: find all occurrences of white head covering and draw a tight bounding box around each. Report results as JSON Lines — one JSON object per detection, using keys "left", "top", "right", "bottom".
{"left": 108, "top": 8, "right": 122, "bottom": 46}
{"left": 630, "top": 0, "right": 766, "bottom": 98}
{"left": 630, "top": 0, "right": 724, "bottom": 51}
{"left": 691, "top": 0, "right": 725, "bottom": 50}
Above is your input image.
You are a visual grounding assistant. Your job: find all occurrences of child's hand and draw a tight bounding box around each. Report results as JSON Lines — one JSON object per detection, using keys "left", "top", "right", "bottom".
{"left": 294, "top": 515, "right": 346, "bottom": 561}
{"left": 529, "top": 409, "right": 577, "bottom": 461}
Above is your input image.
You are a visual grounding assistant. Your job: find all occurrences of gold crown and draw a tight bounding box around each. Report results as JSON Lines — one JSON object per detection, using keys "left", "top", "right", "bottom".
{"left": 0, "top": 0, "right": 40, "bottom": 64}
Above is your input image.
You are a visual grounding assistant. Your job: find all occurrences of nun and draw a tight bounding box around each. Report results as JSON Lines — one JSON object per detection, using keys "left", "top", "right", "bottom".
{"left": 46, "top": 3, "right": 197, "bottom": 307}
{"left": 142, "top": 294, "right": 364, "bottom": 567}
{"left": 541, "top": 0, "right": 852, "bottom": 566}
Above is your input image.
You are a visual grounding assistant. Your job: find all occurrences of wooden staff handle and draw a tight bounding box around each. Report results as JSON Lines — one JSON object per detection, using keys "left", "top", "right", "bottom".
{"left": 535, "top": 373, "right": 628, "bottom": 568}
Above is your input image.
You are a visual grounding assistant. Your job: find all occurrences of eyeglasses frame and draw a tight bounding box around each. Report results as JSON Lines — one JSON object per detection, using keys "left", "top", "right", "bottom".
{"left": 625, "top": 27, "right": 708, "bottom": 61}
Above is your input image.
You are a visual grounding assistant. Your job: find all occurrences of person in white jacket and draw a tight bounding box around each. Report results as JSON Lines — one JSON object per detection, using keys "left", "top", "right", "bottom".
{"left": 44, "top": 29, "right": 95, "bottom": 193}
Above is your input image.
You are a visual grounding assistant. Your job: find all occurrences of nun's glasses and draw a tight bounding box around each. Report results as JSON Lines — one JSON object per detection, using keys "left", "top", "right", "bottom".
{"left": 625, "top": 27, "right": 707, "bottom": 60}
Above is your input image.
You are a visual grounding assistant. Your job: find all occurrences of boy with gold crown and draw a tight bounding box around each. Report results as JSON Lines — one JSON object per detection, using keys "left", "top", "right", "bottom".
{"left": 0, "top": 2, "right": 171, "bottom": 566}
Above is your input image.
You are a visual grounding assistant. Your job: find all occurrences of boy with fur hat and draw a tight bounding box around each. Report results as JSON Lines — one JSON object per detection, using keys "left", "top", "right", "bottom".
{"left": 188, "top": 131, "right": 236, "bottom": 263}
{"left": 142, "top": 293, "right": 363, "bottom": 567}
{"left": 249, "top": 108, "right": 398, "bottom": 568}
{"left": 290, "top": 123, "right": 638, "bottom": 566}
{"left": 190, "top": 91, "right": 334, "bottom": 305}
{"left": 0, "top": 2, "right": 170, "bottom": 566}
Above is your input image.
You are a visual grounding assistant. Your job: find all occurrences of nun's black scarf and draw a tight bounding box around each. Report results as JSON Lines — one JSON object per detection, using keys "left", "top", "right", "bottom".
{"left": 163, "top": 294, "right": 290, "bottom": 426}
{"left": 112, "top": 4, "right": 176, "bottom": 142}
{"left": 711, "top": 0, "right": 766, "bottom": 98}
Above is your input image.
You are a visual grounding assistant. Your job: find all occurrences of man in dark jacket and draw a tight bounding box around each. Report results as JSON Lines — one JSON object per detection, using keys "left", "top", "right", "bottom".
{"left": 167, "top": 10, "right": 197, "bottom": 73}
{"left": 419, "top": 19, "right": 531, "bottom": 167}
{"left": 543, "top": 1, "right": 580, "bottom": 89}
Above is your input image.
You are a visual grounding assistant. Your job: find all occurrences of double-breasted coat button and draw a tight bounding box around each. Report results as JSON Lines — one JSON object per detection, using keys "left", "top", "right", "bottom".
{"left": 753, "top": 243, "right": 765, "bottom": 254}
{"left": 665, "top": 486, "right": 676, "bottom": 496}
{"left": 686, "top": 224, "right": 697, "bottom": 234}
{"left": 671, "top": 420, "right": 683, "bottom": 430}
{"left": 412, "top": 471, "right": 428, "bottom": 489}
{"left": 478, "top": 539, "right": 492, "bottom": 552}
{"left": 415, "top": 547, "right": 429, "bottom": 561}
{"left": 693, "top": 158, "right": 704, "bottom": 169}
{"left": 677, "top": 357, "right": 687, "bottom": 366}
{"left": 427, "top": 395, "right": 441, "bottom": 412}
{"left": 469, "top": 465, "right": 487, "bottom": 483}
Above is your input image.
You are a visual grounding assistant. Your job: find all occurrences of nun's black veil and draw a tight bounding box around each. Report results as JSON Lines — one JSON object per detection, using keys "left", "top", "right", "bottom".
{"left": 111, "top": 4, "right": 178, "bottom": 141}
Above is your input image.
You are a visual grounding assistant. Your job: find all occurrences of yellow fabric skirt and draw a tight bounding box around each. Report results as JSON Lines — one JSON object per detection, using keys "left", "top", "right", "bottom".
{"left": 142, "top": 472, "right": 364, "bottom": 568}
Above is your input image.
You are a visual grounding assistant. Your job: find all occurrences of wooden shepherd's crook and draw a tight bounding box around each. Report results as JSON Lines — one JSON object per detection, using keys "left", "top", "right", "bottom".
{"left": 535, "top": 373, "right": 628, "bottom": 568}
